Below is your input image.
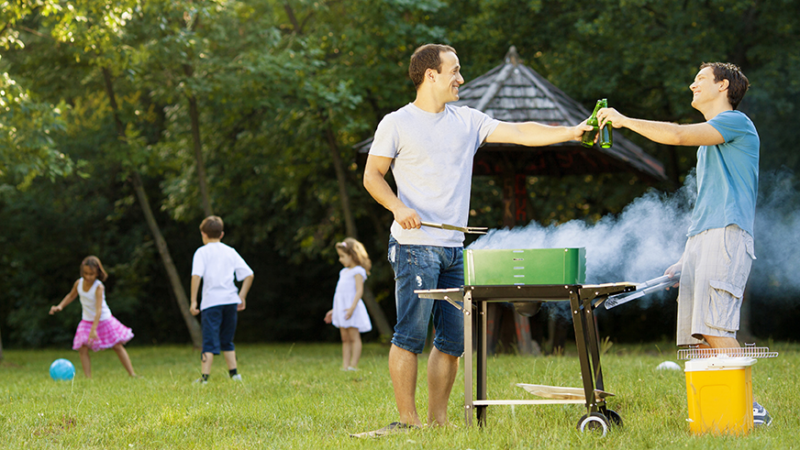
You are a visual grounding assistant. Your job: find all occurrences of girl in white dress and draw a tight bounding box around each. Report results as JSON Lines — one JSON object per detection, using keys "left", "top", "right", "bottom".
{"left": 324, "top": 238, "right": 372, "bottom": 370}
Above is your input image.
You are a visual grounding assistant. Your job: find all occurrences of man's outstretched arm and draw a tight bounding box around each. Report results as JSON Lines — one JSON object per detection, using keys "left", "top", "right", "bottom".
{"left": 486, "top": 120, "right": 589, "bottom": 146}
{"left": 598, "top": 108, "right": 724, "bottom": 147}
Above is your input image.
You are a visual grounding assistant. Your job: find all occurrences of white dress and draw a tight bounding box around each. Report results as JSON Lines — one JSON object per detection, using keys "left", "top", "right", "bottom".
{"left": 331, "top": 266, "right": 372, "bottom": 333}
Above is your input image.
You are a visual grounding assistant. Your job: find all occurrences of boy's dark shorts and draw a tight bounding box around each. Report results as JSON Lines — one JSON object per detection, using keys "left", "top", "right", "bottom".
{"left": 201, "top": 303, "right": 238, "bottom": 354}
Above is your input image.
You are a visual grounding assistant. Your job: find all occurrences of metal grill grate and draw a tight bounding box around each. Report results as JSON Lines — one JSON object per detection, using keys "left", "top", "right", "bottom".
{"left": 677, "top": 347, "right": 778, "bottom": 360}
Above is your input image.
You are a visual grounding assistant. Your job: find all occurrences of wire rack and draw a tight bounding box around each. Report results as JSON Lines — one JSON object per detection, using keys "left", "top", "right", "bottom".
{"left": 677, "top": 347, "right": 778, "bottom": 360}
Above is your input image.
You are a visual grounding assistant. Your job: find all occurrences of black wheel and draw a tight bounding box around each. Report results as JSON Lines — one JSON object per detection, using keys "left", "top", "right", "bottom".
{"left": 577, "top": 412, "right": 609, "bottom": 437}
{"left": 603, "top": 409, "right": 623, "bottom": 427}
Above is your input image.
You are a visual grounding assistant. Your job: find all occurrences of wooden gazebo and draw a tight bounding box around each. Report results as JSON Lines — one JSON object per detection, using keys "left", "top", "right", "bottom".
{"left": 356, "top": 46, "right": 667, "bottom": 354}
{"left": 451, "top": 46, "right": 666, "bottom": 227}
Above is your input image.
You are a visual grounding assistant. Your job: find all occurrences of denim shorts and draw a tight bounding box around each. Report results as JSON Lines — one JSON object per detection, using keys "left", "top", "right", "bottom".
{"left": 201, "top": 303, "right": 238, "bottom": 354}
{"left": 388, "top": 237, "right": 464, "bottom": 356}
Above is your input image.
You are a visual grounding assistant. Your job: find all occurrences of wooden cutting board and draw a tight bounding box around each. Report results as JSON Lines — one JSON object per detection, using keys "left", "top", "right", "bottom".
{"left": 516, "top": 383, "right": 614, "bottom": 400}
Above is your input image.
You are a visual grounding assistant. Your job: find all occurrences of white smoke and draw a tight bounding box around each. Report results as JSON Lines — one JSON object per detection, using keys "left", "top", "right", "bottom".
{"left": 750, "top": 170, "right": 800, "bottom": 293}
{"left": 469, "top": 174, "right": 697, "bottom": 284}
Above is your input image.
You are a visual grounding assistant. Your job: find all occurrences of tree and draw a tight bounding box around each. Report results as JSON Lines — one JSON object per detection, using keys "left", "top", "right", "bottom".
{"left": 4, "top": 0, "right": 205, "bottom": 346}
{"left": 0, "top": 0, "right": 76, "bottom": 187}
{"left": 3, "top": 0, "right": 799, "bottom": 347}
{"left": 0, "top": 71, "right": 73, "bottom": 188}
{"left": 1, "top": 1, "right": 79, "bottom": 356}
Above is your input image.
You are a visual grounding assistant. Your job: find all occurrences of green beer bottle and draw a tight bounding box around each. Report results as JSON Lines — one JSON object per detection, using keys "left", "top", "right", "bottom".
{"left": 600, "top": 107, "right": 613, "bottom": 149}
{"left": 600, "top": 123, "right": 613, "bottom": 148}
{"left": 581, "top": 99, "right": 604, "bottom": 148}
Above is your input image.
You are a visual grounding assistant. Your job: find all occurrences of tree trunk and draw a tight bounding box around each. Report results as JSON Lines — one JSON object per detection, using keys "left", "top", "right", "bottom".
{"left": 323, "top": 117, "right": 392, "bottom": 339}
{"left": 102, "top": 67, "right": 203, "bottom": 348}
{"left": 131, "top": 171, "right": 203, "bottom": 347}
{"left": 324, "top": 123, "right": 357, "bottom": 238}
{"left": 183, "top": 63, "right": 213, "bottom": 217}
{"left": 361, "top": 286, "right": 393, "bottom": 341}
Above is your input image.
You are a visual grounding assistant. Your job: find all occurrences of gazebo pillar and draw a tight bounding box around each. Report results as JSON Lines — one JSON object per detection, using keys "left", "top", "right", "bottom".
{"left": 503, "top": 172, "right": 529, "bottom": 227}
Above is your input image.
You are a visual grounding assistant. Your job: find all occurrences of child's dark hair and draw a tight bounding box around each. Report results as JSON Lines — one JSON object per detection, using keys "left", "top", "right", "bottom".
{"left": 335, "top": 238, "right": 372, "bottom": 274}
{"left": 199, "top": 215, "right": 224, "bottom": 238}
{"left": 81, "top": 256, "right": 108, "bottom": 282}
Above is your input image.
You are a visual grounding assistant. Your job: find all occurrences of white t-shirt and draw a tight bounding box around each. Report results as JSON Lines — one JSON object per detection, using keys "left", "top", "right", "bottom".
{"left": 77, "top": 278, "right": 112, "bottom": 321}
{"left": 370, "top": 103, "right": 499, "bottom": 247}
{"left": 191, "top": 242, "right": 254, "bottom": 310}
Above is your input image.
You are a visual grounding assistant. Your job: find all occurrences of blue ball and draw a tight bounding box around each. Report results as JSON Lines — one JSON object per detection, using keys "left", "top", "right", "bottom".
{"left": 50, "top": 358, "right": 75, "bottom": 381}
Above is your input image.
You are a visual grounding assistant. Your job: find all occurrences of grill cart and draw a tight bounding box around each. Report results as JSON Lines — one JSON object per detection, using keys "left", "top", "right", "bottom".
{"left": 416, "top": 248, "right": 635, "bottom": 435}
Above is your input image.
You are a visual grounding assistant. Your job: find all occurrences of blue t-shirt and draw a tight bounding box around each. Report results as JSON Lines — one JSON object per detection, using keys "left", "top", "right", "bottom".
{"left": 688, "top": 110, "right": 759, "bottom": 237}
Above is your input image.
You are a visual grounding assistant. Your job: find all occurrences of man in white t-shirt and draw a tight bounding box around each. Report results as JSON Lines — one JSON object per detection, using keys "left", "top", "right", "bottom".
{"left": 358, "top": 44, "right": 590, "bottom": 436}
{"left": 190, "top": 215, "right": 254, "bottom": 384}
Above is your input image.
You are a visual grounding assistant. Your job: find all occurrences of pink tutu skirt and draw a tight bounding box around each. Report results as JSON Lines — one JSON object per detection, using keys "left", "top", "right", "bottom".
{"left": 73, "top": 316, "right": 134, "bottom": 351}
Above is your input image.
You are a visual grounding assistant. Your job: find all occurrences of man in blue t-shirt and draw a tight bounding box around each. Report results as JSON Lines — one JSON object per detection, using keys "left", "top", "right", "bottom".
{"left": 359, "top": 44, "right": 592, "bottom": 437}
{"left": 598, "top": 62, "right": 770, "bottom": 426}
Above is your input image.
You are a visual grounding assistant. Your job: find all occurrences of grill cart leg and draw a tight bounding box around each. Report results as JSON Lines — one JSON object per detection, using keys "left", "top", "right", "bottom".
{"left": 570, "top": 290, "right": 599, "bottom": 416}
{"left": 581, "top": 291, "right": 623, "bottom": 429}
{"left": 477, "top": 297, "right": 488, "bottom": 426}
{"left": 582, "top": 294, "right": 606, "bottom": 394}
{"left": 463, "top": 291, "right": 474, "bottom": 427}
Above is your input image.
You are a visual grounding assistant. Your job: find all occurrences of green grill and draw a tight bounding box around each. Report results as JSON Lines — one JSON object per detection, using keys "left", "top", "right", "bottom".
{"left": 416, "top": 246, "right": 635, "bottom": 432}
{"left": 464, "top": 248, "right": 586, "bottom": 286}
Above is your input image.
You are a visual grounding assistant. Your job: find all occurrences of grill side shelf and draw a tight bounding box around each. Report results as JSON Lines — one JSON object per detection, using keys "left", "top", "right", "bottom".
{"left": 414, "top": 288, "right": 465, "bottom": 311}
{"left": 678, "top": 347, "right": 778, "bottom": 360}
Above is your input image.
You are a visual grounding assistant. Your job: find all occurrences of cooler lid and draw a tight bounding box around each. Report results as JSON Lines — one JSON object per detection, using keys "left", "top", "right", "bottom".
{"left": 684, "top": 356, "right": 757, "bottom": 372}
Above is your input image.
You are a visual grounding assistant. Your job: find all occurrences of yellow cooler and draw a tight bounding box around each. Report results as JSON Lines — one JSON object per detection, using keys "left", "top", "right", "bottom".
{"left": 684, "top": 356, "right": 756, "bottom": 435}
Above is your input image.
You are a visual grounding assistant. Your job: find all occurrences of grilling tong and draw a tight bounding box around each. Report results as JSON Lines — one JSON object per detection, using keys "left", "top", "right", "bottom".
{"left": 421, "top": 221, "right": 488, "bottom": 234}
{"left": 604, "top": 272, "right": 681, "bottom": 309}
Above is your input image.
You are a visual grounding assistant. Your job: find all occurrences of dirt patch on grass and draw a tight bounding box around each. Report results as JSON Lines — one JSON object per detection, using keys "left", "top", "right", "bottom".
{"left": 32, "top": 416, "right": 77, "bottom": 437}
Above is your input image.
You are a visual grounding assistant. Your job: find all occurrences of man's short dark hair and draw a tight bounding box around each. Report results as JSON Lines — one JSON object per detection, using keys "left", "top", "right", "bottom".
{"left": 409, "top": 44, "right": 457, "bottom": 90}
{"left": 700, "top": 62, "right": 750, "bottom": 110}
{"left": 199, "top": 215, "right": 224, "bottom": 238}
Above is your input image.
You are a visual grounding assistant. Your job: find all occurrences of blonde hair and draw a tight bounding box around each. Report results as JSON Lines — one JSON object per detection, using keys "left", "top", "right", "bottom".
{"left": 335, "top": 237, "right": 372, "bottom": 274}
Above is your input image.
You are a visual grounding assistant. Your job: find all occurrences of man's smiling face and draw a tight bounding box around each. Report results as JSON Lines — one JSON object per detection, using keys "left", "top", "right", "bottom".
{"left": 690, "top": 66, "right": 726, "bottom": 111}
{"left": 432, "top": 51, "right": 464, "bottom": 104}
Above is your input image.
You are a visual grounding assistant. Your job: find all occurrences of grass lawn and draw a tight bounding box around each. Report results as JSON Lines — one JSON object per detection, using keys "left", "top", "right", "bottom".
{"left": 0, "top": 341, "right": 797, "bottom": 449}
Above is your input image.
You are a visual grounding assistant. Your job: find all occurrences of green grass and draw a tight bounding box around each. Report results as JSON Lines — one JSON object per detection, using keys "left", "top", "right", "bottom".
{"left": 1, "top": 342, "right": 797, "bottom": 449}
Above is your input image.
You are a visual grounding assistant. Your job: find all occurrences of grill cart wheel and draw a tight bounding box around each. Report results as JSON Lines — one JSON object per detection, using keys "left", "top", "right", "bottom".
{"left": 603, "top": 409, "right": 623, "bottom": 427}
{"left": 577, "top": 413, "right": 609, "bottom": 436}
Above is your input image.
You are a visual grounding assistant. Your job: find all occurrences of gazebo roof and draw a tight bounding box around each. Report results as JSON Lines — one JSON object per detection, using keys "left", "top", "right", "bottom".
{"left": 356, "top": 46, "right": 666, "bottom": 182}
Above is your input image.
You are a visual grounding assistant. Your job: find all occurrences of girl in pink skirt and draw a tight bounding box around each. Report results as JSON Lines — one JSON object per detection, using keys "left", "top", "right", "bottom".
{"left": 49, "top": 256, "right": 137, "bottom": 378}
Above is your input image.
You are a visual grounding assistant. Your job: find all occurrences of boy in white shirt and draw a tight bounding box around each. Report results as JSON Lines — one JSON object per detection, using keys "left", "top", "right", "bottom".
{"left": 190, "top": 215, "right": 254, "bottom": 384}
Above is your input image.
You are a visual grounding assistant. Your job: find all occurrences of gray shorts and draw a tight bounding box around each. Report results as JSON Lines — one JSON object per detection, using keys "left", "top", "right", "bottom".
{"left": 676, "top": 225, "right": 755, "bottom": 347}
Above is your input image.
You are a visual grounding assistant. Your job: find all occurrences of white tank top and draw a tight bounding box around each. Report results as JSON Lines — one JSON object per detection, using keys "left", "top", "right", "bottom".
{"left": 77, "top": 278, "right": 112, "bottom": 321}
